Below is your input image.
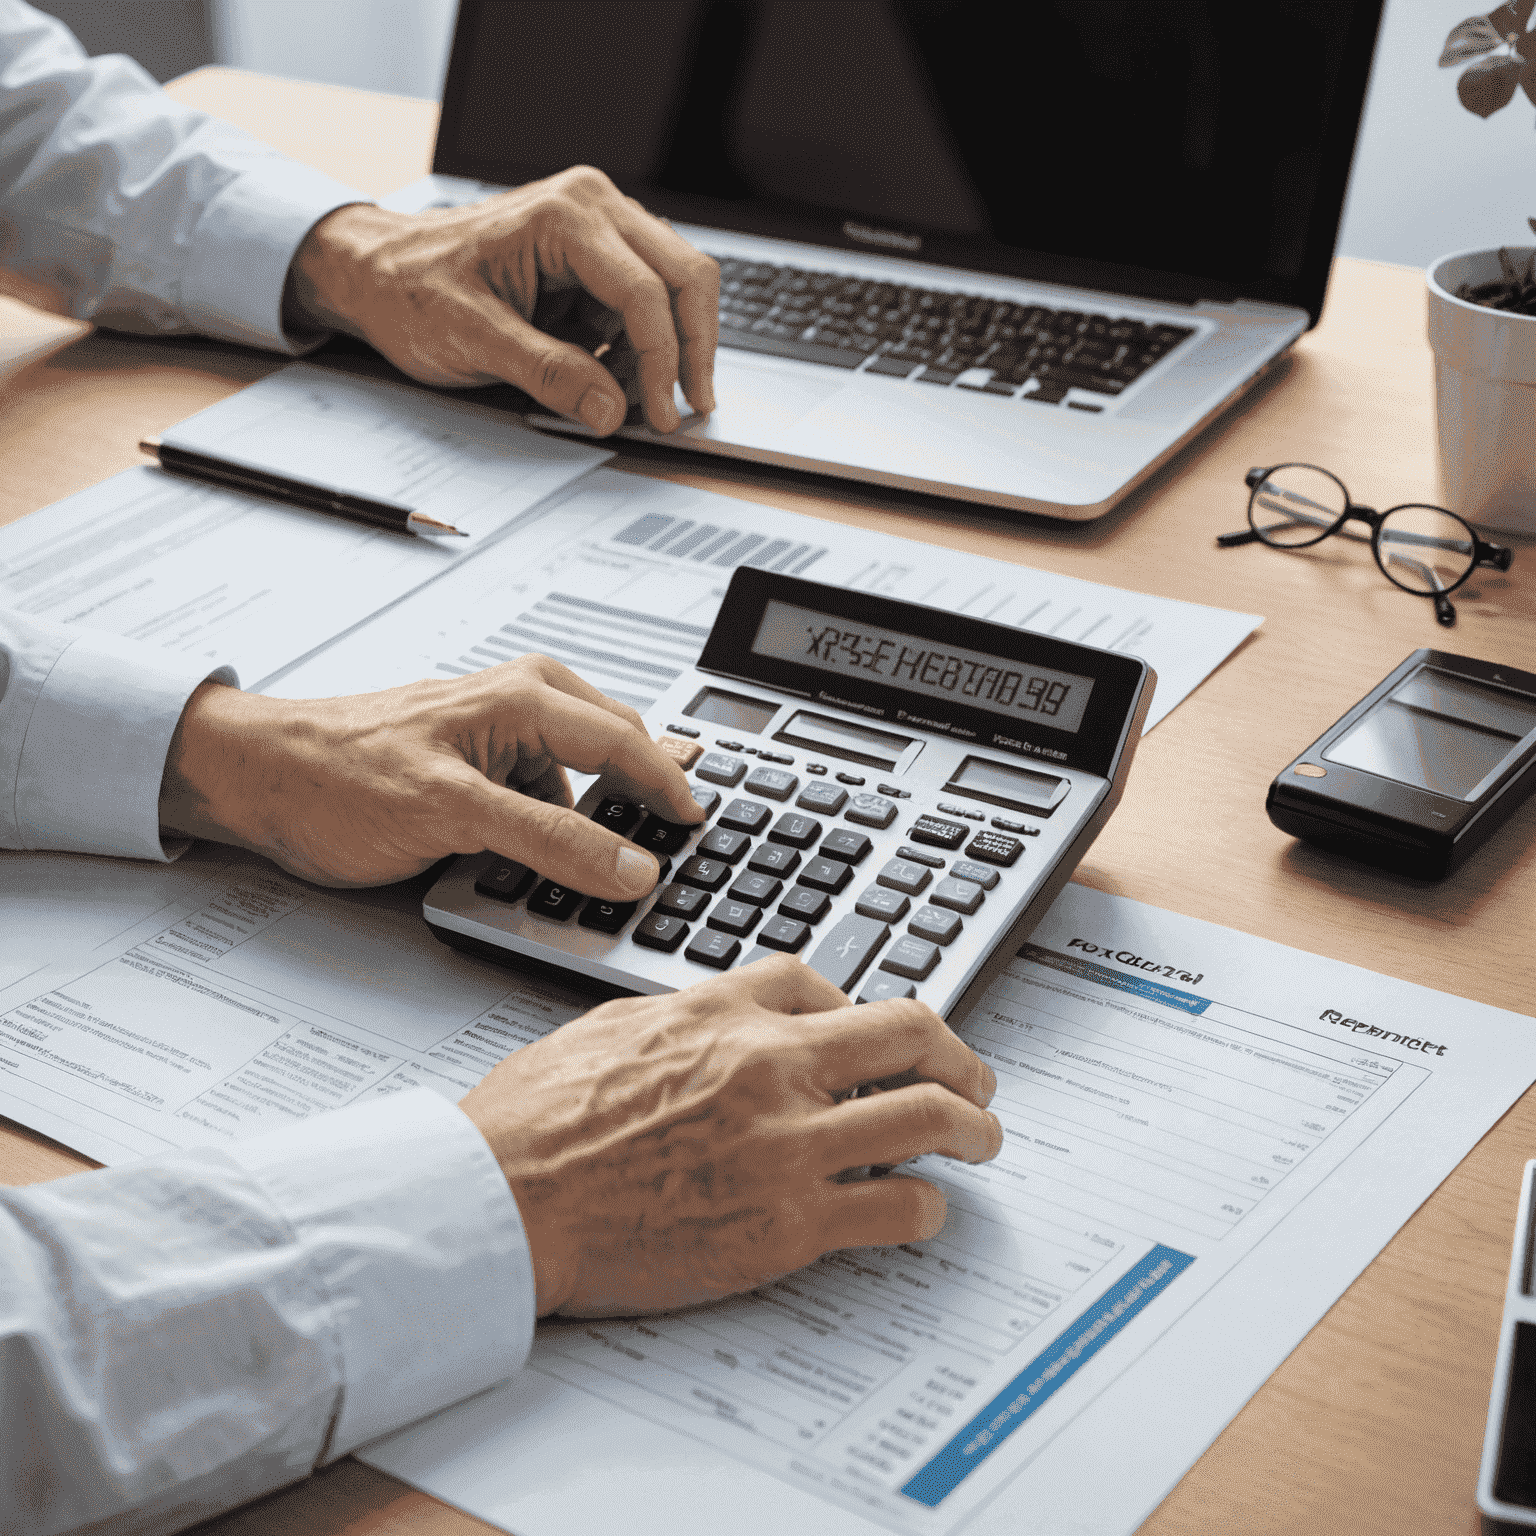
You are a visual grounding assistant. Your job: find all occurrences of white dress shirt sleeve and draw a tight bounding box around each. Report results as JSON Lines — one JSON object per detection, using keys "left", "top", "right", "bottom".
{"left": 0, "top": 607, "right": 235, "bottom": 860}
{"left": 0, "top": 0, "right": 368, "bottom": 352}
{"left": 0, "top": 1087, "right": 536, "bottom": 1536}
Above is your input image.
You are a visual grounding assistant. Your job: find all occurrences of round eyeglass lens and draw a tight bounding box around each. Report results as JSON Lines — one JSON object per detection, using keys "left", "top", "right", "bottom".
{"left": 1247, "top": 464, "right": 1347, "bottom": 548}
{"left": 1375, "top": 505, "right": 1477, "bottom": 595}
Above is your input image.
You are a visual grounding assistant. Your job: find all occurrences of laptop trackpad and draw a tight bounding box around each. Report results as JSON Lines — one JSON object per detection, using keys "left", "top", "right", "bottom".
{"left": 684, "top": 357, "right": 846, "bottom": 437}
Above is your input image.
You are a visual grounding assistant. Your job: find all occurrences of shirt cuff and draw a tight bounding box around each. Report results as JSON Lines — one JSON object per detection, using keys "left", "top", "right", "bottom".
{"left": 226, "top": 1087, "right": 535, "bottom": 1456}
{"left": 180, "top": 159, "right": 370, "bottom": 354}
{"left": 14, "top": 628, "right": 235, "bottom": 860}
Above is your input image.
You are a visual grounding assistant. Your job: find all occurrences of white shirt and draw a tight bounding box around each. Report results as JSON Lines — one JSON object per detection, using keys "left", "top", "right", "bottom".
{"left": 0, "top": 8, "right": 540, "bottom": 1532}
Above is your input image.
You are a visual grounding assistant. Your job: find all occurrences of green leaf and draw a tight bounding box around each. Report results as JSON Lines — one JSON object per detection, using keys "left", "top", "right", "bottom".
{"left": 1441, "top": 14, "right": 1506, "bottom": 65}
{"left": 1459, "top": 53, "right": 1524, "bottom": 115}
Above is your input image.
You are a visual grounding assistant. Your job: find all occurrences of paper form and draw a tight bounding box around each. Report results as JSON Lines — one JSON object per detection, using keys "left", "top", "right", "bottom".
{"left": 1, "top": 855, "right": 1532, "bottom": 1536}
{"left": 268, "top": 467, "right": 1261, "bottom": 731}
{"left": 0, "top": 366, "right": 607, "bottom": 687}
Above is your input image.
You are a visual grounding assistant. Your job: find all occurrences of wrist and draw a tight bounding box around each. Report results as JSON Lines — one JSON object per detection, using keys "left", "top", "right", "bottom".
{"left": 285, "top": 202, "right": 407, "bottom": 338}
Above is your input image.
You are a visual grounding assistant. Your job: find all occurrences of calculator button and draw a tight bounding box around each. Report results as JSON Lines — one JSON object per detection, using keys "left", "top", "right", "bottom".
{"left": 896, "top": 845, "right": 946, "bottom": 869}
{"left": 965, "top": 831, "right": 1025, "bottom": 866}
{"left": 845, "top": 793, "right": 897, "bottom": 829}
{"left": 656, "top": 737, "right": 703, "bottom": 770}
{"left": 654, "top": 882, "right": 709, "bottom": 919}
{"left": 707, "top": 898, "right": 762, "bottom": 938}
{"left": 475, "top": 861, "right": 535, "bottom": 902}
{"left": 757, "top": 913, "right": 811, "bottom": 952}
{"left": 806, "top": 762, "right": 828, "bottom": 775}
{"left": 930, "top": 877, "right": 985, "bottom": 915}
{"left": 685, "top": 929, "right": 742, "bottom": 969}
{"left": 728, "top": 872, "right": 783, "bottom": 906}
{"left": 991, "top": 815, "right": 1040, "bottom": 834}
{"left": 697, "top": 827, "right": 751, "bottom": 863}
{"left": 949, "top": 859, "right": 1000, "bottom": 889}
{"left": 676, "top": 856, "right": 731, "bottom": 892}
{"left": 768, "top": 812, "right": 823, "bottom": 849}
{"left": 820, "top": 828, "right": 873, "bottom": 865}
{"left": 527, "top": 881, "right": 583, "bottom": 921}
{"left": 876, "top": 782, "right": 912, "bottom": 799}
{"left": 579, "top": 898, "right": 638, "bottom": 933}
{"left": 715, "top": 739, "right": 743, "bottom": 751}
{"left": 876, "top": 858, "right": 932, "bottom": 896}
{"left": 718, "top": 798, "right": 772, "bottom": 835}
{"left": 937, "top": 801, "right": 967, "bottom": 817}
{"left": 779, "top": 885, "right": 832, "bottom": 923}
{"left": 696, "top": 752, "right": 747, "bottom": 786}
{"left": 855, "top": 883, "right": 910, "bottom": 922}
{"left": 748, "top": 843, "right": 801, "bottom": 877}
{"left": 762, "top": 751, "right": 795, "bottom": 765}
{"left": 795, "top": 781, "right": 848, "bottom": 814}
{"left": 654, "top": 857, "right": 673, "bottom": 887}
{"left": 631, "top": 814, "right": 697, "bottom": 858}
{"left": 910, "top": 815, "right": 968, "bottom": 850}
{"left": 592, "top": 797, "right": 643, "bottom": 835}
{"left": 690, "top": 785, "right": 721, "bottom": 818}
{"left": 881, "top": 935, "right": 940, "bottom": 980}
{"left": 798, "top": 857, "right": 854, "bottom": 894}
{"left": 835, "top": 772, "right": 866, "bottom": 786}
{"left": 909, "top": 905, "right": 963, "bottom": 946}
{"left": 744, "top": 766, "right": 799, "bottom": 800}
{"left": 633, "top": 912, "right": 690, "bottom": 951}
{"left": 807, "top": 914, "right": 890, "bottom": 993}
{"left": 857, "top": 973, "right": 917, "bottom": 1005}
{"left": 664, "top": 723, "right": 700, "bottom": 738}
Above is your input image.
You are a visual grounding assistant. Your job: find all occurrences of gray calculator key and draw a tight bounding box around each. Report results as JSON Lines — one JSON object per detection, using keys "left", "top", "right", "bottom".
{"left": 691, "top": 785, "right": 721, "bottom": 818}
{"left": 930, "top": 877, "right": 985, "bottom": 915}
{"left": 744, "top": 766, "right": 799, "bottom": 800}
{"left": 855, "top": 883, "right": 911, "bottom": 922}
{"left": 707, "top": 898, "right": 762, "bottom": 938}
{"left": 949, "top": 859, "right": 1000, "bottom": 889}
{"left": 654, "top": 882, "right": 709, "bottom": 919}
{"left": 896, "top": 845, "right": 946, "bottom": 868}
{"left": 696, "top": 752, "right": 747, "bottom": 786}
{"left": 718, "top": 798, "right": 772, "bottom": 834}
{"left": 676, "top": 855, "right": 731, "bottom": 892}
{"left": 798, "top": 856, "right": 853, "bottom": 894}
{"left": 909, "top": 904, "right": 963, "bottom": 946}
{"left": 881, "top": 935, "right": 940, "bottom": 980}
{"left": 796, "top": 781, "right": 848, "bottom": 814}
{"left": 685, "top": 929, "right": 742, "bottom": 968}
{"left": 807, "top": 914, "right": 890, "bottom": 993}
{"left": 728, "top": 872, "right": 783, "bottom": 906}
{"left": 757, "top": 913, "right": 811, "bottom": 952}
{"left": 876, "top": 858, "right": 932, "bottom": 896}
{"left": 845, "top": 793, "right": 897, "bottom": 829}
{"left": 697, "top": 827, "right": 751, "bottom": 863}
{"left": 820, "top": 828, "right": 872, "bottom": 864}
{"left": 780, "top": 885, "right": 831, "bottom": 923}
{"left": 748, "top": 843, "right": 800, "bottom": 877}
{"left": 857, "top": 973, "right": 917, "bottom": 1005}
{"left": 768, "top": 812, "right": 822, "bottom": 849}
{"left": 633, "top": 912, "right": 690, "bottom": 952}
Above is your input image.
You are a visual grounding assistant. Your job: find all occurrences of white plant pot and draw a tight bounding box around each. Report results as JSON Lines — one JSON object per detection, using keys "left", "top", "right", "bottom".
{"left": 1428, "top": 246, "right": 1536, "bottom": 535}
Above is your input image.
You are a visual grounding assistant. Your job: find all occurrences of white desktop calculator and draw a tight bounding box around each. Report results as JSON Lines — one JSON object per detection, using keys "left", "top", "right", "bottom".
{"left": 423, "top": 569, "right": 1154, "bottom": 1020}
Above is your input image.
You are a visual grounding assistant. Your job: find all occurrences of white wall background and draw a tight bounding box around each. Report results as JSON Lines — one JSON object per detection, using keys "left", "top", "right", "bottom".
{"left": 210, "top": 0, "right": 1536, "bottom": 270}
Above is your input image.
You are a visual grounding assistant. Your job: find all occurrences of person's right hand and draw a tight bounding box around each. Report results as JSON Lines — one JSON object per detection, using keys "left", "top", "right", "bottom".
{"left": 458, "top": 957, "right": 1002, "bottom": 1317}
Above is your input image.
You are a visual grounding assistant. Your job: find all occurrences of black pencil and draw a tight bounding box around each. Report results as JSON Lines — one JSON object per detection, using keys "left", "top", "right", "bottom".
{"left": 137, "top": 438, "right": 467, "bottom": 537}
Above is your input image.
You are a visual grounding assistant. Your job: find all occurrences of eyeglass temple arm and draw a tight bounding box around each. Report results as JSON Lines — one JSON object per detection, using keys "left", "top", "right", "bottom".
{"left": 1216, "top": 528, "right": 1261, "bottom": 547}
{"left": 1480, "top": 542, "right": 1514, "bottom": 571}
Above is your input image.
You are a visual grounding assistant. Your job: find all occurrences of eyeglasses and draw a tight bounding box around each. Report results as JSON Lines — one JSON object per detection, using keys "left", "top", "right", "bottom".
{"left": 1216, "top": 463, "right": 1512, "bottom": 627}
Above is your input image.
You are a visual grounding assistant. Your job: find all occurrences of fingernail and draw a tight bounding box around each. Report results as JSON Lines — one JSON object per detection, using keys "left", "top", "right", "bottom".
{"left": 579, "top": 389, "right": 625, "bottom": 433}
{"left": 616, "top": 846, "right": 658, "bottom": 894}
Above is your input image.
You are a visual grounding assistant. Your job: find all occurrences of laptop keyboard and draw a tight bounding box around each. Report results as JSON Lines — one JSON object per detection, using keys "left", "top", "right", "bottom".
{"left": 714, "top": 257, "right": 1195, "bottom": 409}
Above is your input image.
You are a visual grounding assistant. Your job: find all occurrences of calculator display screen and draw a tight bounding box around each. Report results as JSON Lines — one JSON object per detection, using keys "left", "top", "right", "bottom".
{"left": 751, "top": 600, "right": 1097, "bottom": 734}
{"left": 681, "top": 686, "right": 779, "bottom": 734}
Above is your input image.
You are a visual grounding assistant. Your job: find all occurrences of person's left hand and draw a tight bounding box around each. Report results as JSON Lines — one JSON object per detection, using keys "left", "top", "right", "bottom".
{"left": 285, "top": 166, "right": 719, "bottom": 436}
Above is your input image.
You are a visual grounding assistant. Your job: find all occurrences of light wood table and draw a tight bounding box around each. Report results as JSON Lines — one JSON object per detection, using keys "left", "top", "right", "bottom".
{"left": 3, "top": 67, "right": 1533, "bottom": 1536}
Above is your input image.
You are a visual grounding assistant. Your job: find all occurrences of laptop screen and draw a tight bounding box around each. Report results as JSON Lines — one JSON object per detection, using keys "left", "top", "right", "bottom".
{"left": 435, "top": 1, "right": 1380, "bottom": 323}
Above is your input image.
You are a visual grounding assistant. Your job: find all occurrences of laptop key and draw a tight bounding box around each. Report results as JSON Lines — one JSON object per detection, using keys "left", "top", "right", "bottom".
{"left": 718, "top": 329, "right": 864, "bottom": 368}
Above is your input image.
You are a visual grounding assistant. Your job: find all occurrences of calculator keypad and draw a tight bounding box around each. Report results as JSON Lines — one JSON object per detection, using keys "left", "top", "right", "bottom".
{"left": 471, "top": 735, "right": 1037, "bottom": 1006}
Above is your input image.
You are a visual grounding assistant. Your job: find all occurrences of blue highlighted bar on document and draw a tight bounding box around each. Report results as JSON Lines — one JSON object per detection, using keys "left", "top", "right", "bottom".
{"left": 900, "top": 1244, "right": 1196, "bottom": 1508}
{"left": 1020, "top": 943, "right": 1210, "bottom": 1015}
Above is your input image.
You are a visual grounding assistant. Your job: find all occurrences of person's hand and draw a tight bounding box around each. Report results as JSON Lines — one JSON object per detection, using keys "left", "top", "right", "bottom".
{"left": 157, "top": 655, "right": 703, "bottom": 892}
{"left": 458, "top": 957, "right": 1003, "bottom": 1317}
{"left": 285, "top": 166, "right": 719, "bottom": 436}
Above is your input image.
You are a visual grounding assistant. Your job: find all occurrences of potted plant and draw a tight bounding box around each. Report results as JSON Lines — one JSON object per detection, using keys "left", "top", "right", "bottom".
{"left": 1427, "top": 1, "right": 1536, "bottom": 533}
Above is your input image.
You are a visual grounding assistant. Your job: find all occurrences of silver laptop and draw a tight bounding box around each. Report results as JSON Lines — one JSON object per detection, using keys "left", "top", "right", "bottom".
{"left": 386, "top": 1, "right": 1381, "bottom": 522}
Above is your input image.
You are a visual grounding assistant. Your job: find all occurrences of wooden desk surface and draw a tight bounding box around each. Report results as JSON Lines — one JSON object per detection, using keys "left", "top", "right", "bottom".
{"left": 2, "top": 66, "right": 1533, "bottom": 1536}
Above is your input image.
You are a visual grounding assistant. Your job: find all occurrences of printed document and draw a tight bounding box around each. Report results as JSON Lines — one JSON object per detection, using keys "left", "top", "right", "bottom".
{"left": 0, "top": 861, "right": 1531, "bottom": 1536}
{"left": 270, "top": 467, "right": 1260, "bottom": 731}
{"left": 0, "top": 365, "right": 607, "bottom": 687}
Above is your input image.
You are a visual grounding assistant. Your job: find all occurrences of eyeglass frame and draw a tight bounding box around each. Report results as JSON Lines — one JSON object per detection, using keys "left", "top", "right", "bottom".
{"left": 1216, "top": 462, "right": 1512, "bottom": 627}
